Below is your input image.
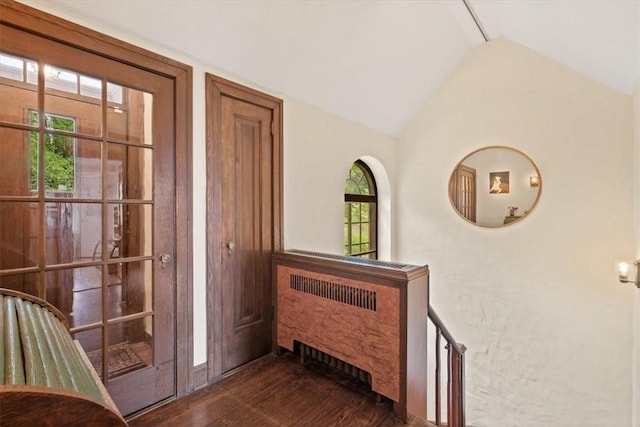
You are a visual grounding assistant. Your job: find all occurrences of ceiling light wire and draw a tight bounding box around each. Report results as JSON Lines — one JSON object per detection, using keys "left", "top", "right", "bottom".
{"left": 462, "top": 0, "right": 489, "bottom": 42}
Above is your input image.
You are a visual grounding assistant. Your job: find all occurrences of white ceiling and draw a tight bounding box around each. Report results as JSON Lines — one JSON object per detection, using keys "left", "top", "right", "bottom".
{"left": 22, "top": 0, "right": 640, "bottom": 137}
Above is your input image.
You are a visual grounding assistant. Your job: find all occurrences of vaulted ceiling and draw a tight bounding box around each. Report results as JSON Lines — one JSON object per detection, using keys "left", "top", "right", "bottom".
{"left": 21, "top": 0, "right": 640, "bottom": 137}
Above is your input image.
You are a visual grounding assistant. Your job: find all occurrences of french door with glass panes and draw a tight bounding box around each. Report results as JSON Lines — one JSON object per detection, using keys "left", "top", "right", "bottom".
{"left": 0, "top": 25, "right": 176, "bottom": 416}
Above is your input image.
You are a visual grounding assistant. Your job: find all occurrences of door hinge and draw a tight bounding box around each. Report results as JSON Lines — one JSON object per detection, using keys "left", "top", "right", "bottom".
{"left": 270, "top": 121, "right": 275, "bottom": 136}
{"left": 272, "top": 305, "right": 275, "bottom": 319}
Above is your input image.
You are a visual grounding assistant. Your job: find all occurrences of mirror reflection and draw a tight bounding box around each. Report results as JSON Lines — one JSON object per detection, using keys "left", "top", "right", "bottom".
{"left": 449, "top": 146, "right": 541, "bottom": 228}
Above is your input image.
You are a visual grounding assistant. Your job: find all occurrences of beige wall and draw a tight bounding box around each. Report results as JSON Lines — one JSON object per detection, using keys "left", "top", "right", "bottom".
{"left": 283, "top": 99, "right": 396, "bottom": 258}
{"left": 397, "top": 37, "right": 634, "bottom": 426}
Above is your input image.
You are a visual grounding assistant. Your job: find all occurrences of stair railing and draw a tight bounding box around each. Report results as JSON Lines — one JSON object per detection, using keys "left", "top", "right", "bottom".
{"left": 428, "top": 305, "right": 466, "bottom": 427}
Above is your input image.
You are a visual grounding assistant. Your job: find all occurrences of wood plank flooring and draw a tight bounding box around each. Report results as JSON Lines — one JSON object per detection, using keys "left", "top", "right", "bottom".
{"left": 128, "top": 352, "right": 435, "bottom": 427}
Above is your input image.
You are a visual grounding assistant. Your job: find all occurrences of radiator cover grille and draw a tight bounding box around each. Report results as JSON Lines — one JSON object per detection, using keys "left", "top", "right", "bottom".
{"left": 290, "top": 274, "right": 377, "bottom": 311}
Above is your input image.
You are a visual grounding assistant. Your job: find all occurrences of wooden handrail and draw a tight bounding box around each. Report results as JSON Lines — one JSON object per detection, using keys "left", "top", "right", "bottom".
{"left": 428, "top": 305, "right": 466, "bottom": 427}
{"left": 429, "top": 305, "right": 466, "bottom": 355}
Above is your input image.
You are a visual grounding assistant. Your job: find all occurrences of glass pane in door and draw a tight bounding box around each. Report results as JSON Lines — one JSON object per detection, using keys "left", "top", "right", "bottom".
{"left": 106, "top": 85, "right": 152, "bottom": 144}
{"left": 0, "top": 272, "right": 38, "bottom": 298}
{"left": 0, "top": 201, "right": 38, "bottom": 270}
{"left": 108, "top": 260, "right": 152, "bottom": 320}
{"left": 0, "top": 52, "right": 38, "bottom": 126}
{"left": 74, "top": 328, "right": 103, "bottom": 372}
{"left": 106, "top": 144, "right": 153, "bottom": 200}
{"left": 111, "top": 204, "right": 152, "bottom": 258}
{"left": 74, "top": 139, "right": 103, "bottom": 199}
{"left": 0, "top": 130, "right": 37, "bottom": 197}
{"left": 107, "top": 319, "right": 152, "bottom": 379}
{"left": 45, "top": 266, "right": 103, "bottom": 328}
{"left": 44, "top": 65, "right": 102, "bottom": 138}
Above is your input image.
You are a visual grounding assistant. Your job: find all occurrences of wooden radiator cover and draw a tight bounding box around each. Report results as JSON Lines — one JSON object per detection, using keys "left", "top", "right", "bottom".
{"left": 274, "top": 251, "right": 429, "bottom": 422}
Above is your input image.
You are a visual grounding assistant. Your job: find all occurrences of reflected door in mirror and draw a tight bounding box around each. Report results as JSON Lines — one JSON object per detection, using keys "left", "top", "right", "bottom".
{"left": 450, "top": 164, "right": 477, "bottom": 223}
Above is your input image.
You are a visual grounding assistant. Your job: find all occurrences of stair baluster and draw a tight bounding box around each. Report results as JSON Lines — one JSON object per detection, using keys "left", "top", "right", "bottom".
{"left": 429, "top": 305, "right": 466, "bottom": 427}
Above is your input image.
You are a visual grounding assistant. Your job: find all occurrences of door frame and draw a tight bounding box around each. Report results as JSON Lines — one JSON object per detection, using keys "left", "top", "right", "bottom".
{"left": 0, "top": 0, "right": 194, "bottom": 399}
{"left": 205, "top": 73, "right": 283, "bottom": 383}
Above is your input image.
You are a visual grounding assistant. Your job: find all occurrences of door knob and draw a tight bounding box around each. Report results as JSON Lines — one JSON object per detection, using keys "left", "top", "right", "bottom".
{"left": 159, "top": 252, "right": 171, "bottom": 269}
{"left": 226, "top": 242, "right": 236, "bottom": 255}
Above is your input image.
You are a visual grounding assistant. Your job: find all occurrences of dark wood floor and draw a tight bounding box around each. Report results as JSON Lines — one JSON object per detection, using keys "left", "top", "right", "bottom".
{"left": 128, "top": 352, "right": 435, "bottom": 427}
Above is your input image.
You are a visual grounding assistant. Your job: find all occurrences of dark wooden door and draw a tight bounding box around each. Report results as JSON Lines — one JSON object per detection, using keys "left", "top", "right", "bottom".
{"left": 220, "top": 95, "right": 274, "bottom": 372}
{"left": 206, "top": 74, "right": 283, "bottom": 378}
{"left": 0, "top": 24, "right": 176, "bottom": 416}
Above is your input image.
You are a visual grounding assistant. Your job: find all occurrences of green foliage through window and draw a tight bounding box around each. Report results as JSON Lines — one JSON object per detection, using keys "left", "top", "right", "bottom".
{"left": 30, "top": 112, "right": 76, "bottom": 191}
{"left": 345, "top": 162, "right": 370, "bottom": 195}
{"left": 344, "top": 161, "right": 377, "bottom": 259}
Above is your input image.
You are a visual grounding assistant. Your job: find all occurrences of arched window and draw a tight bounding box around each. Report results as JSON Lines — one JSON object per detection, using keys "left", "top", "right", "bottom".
{"left": 344, "top": 160, "right": 377, "bottom": 259}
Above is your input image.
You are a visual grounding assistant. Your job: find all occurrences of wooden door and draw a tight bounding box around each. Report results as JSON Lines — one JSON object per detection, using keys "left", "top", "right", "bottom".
{"left": 206, "top": 75, "right": 283, "bottom": 378}
{"left": 450, "top": 164, "right": 477, "bottom": 223}
{"left": 0, "top": 24, "right": 177, "bottom": 416}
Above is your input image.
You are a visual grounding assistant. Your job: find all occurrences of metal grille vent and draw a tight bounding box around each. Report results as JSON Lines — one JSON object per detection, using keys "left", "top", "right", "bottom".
{"left": 299, "top": 342, "right": 372, "bottom": 386}
{"left": 290, "top": 274, "right": 377, "bottom": 311}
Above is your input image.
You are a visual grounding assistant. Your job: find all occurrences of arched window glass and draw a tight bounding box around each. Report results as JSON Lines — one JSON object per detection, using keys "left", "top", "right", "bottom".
{"left": 344, "top": 160, "right": 377, "bottom": 259}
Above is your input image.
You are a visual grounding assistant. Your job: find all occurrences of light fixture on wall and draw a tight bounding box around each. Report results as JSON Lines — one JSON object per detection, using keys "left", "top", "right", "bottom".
{"left": 529, "top": 176, "right": 539, "bottom": 187}
{"left": 617, "top": 261, "right": 639, "bottom": 287}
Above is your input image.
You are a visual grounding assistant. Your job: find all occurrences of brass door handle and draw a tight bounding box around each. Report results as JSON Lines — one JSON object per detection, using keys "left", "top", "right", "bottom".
{"left": 159, "top": 252, "right": 171, "bottom": 269}
{"left": 226, "top": 242, "right": 236, "bottom": 255}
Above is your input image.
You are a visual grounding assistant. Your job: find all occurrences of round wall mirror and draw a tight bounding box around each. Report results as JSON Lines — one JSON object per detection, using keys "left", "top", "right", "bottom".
{"left": 448, "top": 146, "right": 541, "bottom": 228}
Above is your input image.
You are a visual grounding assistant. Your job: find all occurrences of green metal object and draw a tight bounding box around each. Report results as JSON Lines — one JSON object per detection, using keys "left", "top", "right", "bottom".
{"left": 4, "top": 297, "right": 25, "bottom": 385}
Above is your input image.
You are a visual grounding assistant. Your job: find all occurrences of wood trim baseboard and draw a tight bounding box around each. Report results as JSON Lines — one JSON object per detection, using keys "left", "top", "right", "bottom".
{"left": 192, "top": 363, "right": 208, "bottom": 390}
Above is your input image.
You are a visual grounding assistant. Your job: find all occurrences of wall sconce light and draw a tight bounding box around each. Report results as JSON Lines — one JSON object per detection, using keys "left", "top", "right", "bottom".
{"left": 617, "top": 261, "right": 639, "bottom": 287}
{"left": 529, "top": 176, "right": 539, "bottom": 187}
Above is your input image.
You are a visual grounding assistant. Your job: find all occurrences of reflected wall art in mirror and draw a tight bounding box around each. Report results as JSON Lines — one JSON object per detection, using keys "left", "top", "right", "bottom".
{"left": 448, "top": 146, "right": 542, "bottom": 228}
